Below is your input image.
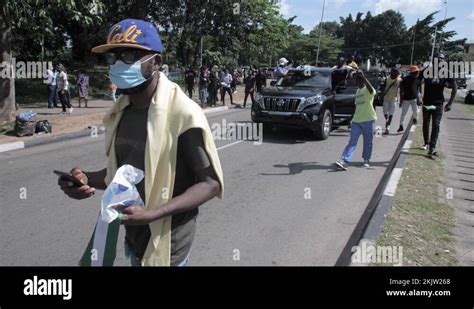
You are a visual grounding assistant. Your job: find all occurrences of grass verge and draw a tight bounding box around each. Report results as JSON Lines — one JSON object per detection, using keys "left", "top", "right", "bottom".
{"left": 374, "top": 124, "right": 457, "bottom": 266}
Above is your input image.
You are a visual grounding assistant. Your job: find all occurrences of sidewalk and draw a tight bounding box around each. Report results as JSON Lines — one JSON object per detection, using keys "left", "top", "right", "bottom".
{"left": 440, "top": 102, "right": 474, "bottom": 265}
{"left": 0, "top": 85, "right": 247, "bottom": 150}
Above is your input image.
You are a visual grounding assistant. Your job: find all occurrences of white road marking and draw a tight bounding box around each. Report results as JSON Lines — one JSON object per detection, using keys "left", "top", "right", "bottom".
{"left": 383, "top": 168, "right": 404, "bottom": 197}
{"left": 402, "top": 140, "right": 412, "bottom": 153}
{"left": 0, "top": 141, "right": 25, "bottom": 153}
{"left": 216, "top": 140, "right": 244, "bottom": 151}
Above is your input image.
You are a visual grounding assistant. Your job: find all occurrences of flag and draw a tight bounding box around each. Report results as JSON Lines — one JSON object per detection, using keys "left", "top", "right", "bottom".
{"left": 79, "top": 213, "right": 122, "bottom": 266}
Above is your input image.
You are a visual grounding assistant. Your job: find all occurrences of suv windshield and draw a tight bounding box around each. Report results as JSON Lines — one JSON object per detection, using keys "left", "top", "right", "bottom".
{"left": 276, "top": 70, "right": 330, "bottom": 88}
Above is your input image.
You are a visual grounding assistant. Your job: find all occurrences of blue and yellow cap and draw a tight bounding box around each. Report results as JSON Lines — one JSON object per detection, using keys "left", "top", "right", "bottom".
{"left": 91, "top": 19, "right": 162, "bottom": 54}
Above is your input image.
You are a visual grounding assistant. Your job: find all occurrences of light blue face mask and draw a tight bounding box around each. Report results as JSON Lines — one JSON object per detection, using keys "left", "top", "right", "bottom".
{"left": 109, "top": 54, "right": 157, "bottom": 90}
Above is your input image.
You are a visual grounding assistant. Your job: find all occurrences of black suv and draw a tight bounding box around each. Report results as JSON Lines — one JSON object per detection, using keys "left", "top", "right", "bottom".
{"left": 251, "top": 66, "right": 377, "bottom": 140}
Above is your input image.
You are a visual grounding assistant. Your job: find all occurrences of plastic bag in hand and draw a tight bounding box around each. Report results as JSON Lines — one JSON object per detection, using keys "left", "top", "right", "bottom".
{"left": 101, "top": 165, "right": 144, "bottom": 223}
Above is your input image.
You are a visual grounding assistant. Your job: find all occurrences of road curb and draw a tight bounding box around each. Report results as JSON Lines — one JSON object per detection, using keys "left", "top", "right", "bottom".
{"left": 0, "top": 105, "right": 232, "bottom": 154}
{"left": 336, "top": 119, "right": 417, "bottom": 266}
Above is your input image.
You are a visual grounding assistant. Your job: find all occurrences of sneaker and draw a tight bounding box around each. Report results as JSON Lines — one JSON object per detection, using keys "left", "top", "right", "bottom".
{"left": 68, "top": 107, "right": 73, "bottom": 114}
{"left": 362, "top": 160, "right": 370, "bottom": 168}
{"left": 420, "top": 144, "right": 428, "bottom": 150}
{"left": 335, "top": 160, "right": 349, "bottom": 171}
{"left": 384, "top": 129, "right": 390, "bottom": 135}
{"left": 428, "top": 148, "right": 438, "bottom": 156}
{"left": 397, "top": 125, "right": 404, "bottom": 132}
{"left": 412, "top": 118, "right": 417, "bottom": 125}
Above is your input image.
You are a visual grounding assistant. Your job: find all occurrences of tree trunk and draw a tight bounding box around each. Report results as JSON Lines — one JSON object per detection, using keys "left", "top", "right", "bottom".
{"left": 0, "top": 0, "right": 16, "bottom": 122}
{"left": 129, "top": 0, "right": 149, "bottom": 20}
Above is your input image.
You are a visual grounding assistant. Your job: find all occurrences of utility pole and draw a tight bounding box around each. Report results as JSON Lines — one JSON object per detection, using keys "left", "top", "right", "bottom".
{"left": 431, "top": 26, "right": 438, "bottom": 61}
{"left": 200, "top": 36, "right": 203, "bottom": 67}
{"left": 315, "top": 0, "right": 326, "bottom": 67}
{"left": 410, "top": 19, "right": 418, "bottom": 64}
{"left": 439, "top": 0, "right": 448, "bottom": 51}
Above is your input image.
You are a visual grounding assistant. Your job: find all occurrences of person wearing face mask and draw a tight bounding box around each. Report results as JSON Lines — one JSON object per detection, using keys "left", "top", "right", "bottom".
{"left": 56, "top": 19, "right": 224, "bottom": 267}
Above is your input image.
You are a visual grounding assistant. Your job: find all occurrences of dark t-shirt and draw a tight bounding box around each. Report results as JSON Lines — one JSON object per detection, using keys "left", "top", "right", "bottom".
{"left": 115, "top": 104, "right": 212, "bottom": 265}
{"left": 422, "top": 77, "right": 454, "bottom": 105}
{"left": 244, "top": 75, "right": 256, "bottom": 92}
{"left": 256, "top": 72, "right": 266, "bottom": 88}
{"left": 400, "top": 74, "right": 420, "bottom": 101}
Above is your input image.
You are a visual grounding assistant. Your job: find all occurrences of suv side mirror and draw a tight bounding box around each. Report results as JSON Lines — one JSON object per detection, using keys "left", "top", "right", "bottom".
{"left": 270, "top": 80, "right": 277, "bottom": 86}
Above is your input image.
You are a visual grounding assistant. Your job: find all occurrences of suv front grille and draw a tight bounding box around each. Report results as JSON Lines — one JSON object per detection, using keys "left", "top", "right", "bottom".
{"left": 263, "top": 97, "right": 302, "bottom": 112}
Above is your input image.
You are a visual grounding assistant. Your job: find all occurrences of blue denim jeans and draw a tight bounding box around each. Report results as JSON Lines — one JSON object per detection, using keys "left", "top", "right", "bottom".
{"left": 341, "top": 120, "right": 375, "bottom": 162}
{"left": 125, "top": 241, "right": 189, "bottom": 267}
{"left": 48, "top": 84, "right": 57, "bottom": 107}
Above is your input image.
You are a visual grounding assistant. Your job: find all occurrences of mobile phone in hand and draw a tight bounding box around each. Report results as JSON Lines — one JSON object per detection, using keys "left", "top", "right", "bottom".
{"left": 53, "top": 170, "right": 84, "bottom": 187}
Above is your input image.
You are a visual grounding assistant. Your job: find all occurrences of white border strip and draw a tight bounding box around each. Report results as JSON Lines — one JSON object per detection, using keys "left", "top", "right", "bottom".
{"left": 0, "top": 141, "right": 25, "bottom": 153}
{"left": 383, "top": 167, "right": 404, "bottom": 197}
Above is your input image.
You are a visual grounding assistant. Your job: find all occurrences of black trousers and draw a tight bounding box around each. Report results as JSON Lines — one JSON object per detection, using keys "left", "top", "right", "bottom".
{"left": 59, "top": 90, "right": 71, "bottom": 111}
{"left": 186, "top": 84, "right": 194, "bottom": 98}
{"left": 243, "top": 90, "right": 255, "bottom": 107}
{"left": 221, "top": 86, "right": 233, "bottom": 105}
{"left": 422, "top": 104, "right": 443, "bottom": 150}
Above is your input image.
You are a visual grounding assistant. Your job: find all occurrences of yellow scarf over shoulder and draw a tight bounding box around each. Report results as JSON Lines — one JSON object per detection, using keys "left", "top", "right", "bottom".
{"left": 102, "top": 72, "right": 224, "bottom": 266}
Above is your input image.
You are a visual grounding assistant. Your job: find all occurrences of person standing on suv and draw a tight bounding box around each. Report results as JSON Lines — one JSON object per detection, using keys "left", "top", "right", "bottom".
{"left": 382, "top": 68, "right": 401, "bottom": 135}
{"left": 335, "top": 70, "right": 377, "bottom": 170}
{"left": 418, "top": 53, "right": 457, "bottom": 156}
{"left": 275, "top": 57, "right": 290, "bottom": 77}
{"left": 398, "top": 65, "right": 421, "bottom": 132}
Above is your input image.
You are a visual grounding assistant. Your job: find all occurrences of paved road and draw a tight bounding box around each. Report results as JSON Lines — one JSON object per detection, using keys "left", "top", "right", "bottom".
{"left": 0, "top": 106, "right": 408, "bottom": 266}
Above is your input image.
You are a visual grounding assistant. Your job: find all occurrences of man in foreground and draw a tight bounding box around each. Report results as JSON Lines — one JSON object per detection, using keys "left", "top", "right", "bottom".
{"left": 57, "top": 19, "right": 224, "bottom": 266}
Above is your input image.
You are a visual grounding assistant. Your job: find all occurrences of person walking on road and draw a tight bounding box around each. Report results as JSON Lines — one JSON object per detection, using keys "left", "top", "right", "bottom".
{"left": 220, "top": 69, "right": 234, "bottom": 105}
{"left": 46, "top": 64, "right": 58, "bottom": 109}
{"left": 184, "top": 66, "right": 196, "bottom": 99}
{"left": 398, "top": 65, "right": 421, "bottom": 132}
{"left": 57, "top": 19, "right": 223, "bottom": 267}
{"left": 208, "top": 65, "right": 220, "bottom": 107}
{"left": 243, "top": 70, "right": 256, "bottom": 108}
{"left": 335, "top": 70, "right": 377, "bottom": 170}
{"left": 418, "top": 53, "right": 457, "bottom": 156}
{"left": 382, "top": 68, "right": 401, "bottom": 135}
{"left": 198, "top": 66, "right": 210, "bottom": 108}
{"left": 57, "top": 64, "right": 73, "bottom": 114}
{"left": 77, "top": 69, "right": 90, "bottom": 108}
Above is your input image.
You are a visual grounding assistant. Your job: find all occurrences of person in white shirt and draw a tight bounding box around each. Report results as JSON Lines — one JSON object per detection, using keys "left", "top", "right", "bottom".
{"left": 57, "top": 64, "right": 73, "bottom": 114}
{"left": 220, "top": 69, "right": 234, "bottom": 106}
{"left": 46, "top": 64, "right": 58, "bottom": 108}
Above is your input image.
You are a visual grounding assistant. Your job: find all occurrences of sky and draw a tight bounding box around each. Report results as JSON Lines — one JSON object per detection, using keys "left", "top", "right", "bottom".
{"left": 278, "top": 0, "right": 474, "bottom": 41}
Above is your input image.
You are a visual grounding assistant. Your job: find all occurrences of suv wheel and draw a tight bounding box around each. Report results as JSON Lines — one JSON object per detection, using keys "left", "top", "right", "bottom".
{"left": 312, "top": 109, "right": 332, "bottom": 140}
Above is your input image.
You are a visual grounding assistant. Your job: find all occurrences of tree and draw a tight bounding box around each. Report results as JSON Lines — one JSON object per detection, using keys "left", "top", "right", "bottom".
{"left": 283, "top": 22, "right": 343, "bottom": 67}
{"left": 0, "top": 0, "right": 15, "bottom": 121}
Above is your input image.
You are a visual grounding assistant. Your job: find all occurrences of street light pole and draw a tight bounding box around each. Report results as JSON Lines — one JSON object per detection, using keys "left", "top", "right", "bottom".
{"left": 410, "top": 19, "right": 418, "bottom": 64}
{"left": 439, "top": 0, "right": 448, "bottom": 51}
{"left": 315, "top": 0, "right": 326, "bottom": 67}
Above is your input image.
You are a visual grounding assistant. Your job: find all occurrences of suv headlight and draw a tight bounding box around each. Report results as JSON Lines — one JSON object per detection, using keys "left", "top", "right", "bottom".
{"left": 296, "top": 94, "right": 325, "bottom": 112}
{"left": 255, "top": 93, "right": 265, "bottom": 109}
